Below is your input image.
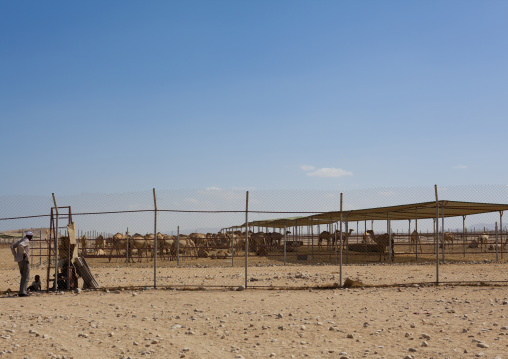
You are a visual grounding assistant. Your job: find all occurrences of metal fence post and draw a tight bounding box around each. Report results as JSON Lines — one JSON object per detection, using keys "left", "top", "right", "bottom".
{"left": 415, "top": 209, "right": 419, "bottom": 261}
{"left": 387, "top": 215, "right": 392, "bottom": 264}
{"left": 231, "top": 229, "right": 234, "bottom": 267}
{"left": 434, "top": 185, "right": 439, "bottom": 285}
{"left": 500, "top": 211, "right": 504, "bottom": 260}
{"left": 441, "top": 204, "right": 445, "bottom": 263}
{"left": 52, "top": 193, "right": 59, "bottom": 291}
{"left": 126, "top": 227, "right": 130, "bottom": 265}
{"left": 311, "top": 218, "right": 314, "bottom": 261}
{"left": 39, "top": 229, "right": 42, "bottom": 266}
{"left": 339, "top": 193, "right": 343, "bottom": 287}
{"left": 284, "top": 224, "right": 287, "bottom": 265}
{"left": 153, "top": 188, "right": 157, "bottom": 289}
{"left": 244, "top": 191, "right": 249, "bottom": 289}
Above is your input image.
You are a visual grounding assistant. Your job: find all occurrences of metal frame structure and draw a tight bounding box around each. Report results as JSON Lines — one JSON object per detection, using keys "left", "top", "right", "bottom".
{"left": 47, "top": 206, "right": 75, "bottom": 291}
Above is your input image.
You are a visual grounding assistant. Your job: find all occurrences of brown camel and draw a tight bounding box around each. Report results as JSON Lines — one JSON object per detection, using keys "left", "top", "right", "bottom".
{"left": 410, "top": 230, "right": 423, "bottom": 252}
{"left": 366, "top": 230, "right": 395, "bottom": 262}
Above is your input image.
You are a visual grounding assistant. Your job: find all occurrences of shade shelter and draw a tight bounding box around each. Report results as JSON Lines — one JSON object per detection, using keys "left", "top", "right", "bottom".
{"left": 239, "top": 201, "right": 508, "bottom": 228}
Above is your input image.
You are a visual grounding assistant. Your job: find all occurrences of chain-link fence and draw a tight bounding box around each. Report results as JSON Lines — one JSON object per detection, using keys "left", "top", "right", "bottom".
{"left": 1, "top": 185, "right": 508, "bottom": 293}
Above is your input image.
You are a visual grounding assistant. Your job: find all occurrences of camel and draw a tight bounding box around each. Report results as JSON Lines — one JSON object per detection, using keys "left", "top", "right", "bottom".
{"left": 190, "top": 233, "right": 208, "bottom": 248}
{"left": 249, "top": 232, "right": 266, "bottom": 253}
{"left": 144, "top": 233, "right": 156, "bottom": 258}
{"left": 215, "top": 232, "right": 231, "bottom": 249}
{"left": 477, "top": 232, "right": 489, "bottom": 250}
{"left": 124, "top": 233, "right": 150, "bottom": 262}
{"left": 223, "top": 232, "right": 245, "bottom": 254}
{"left": 94, "top": 235, "right": 105, "bottom": 254}
{"left": 332, "top": 229, "right": 354, "bottom": 248}
{"left": 366, "top": 230, "right": 395, "bottom": 262}
{"left": 157, "top": 234, "right": 175, "bottom": 259}
{"left": 233, "top": 235, "right": 246, "bottom": 254}
{"left": 79, "top": 235, "right": 88, "bottom": 256}
{"left": 443, "top": 232, "right": 454, "bottom": 248}
{"left": 362, "top": 231, "right": 373, "bottom": 244}
{"left": 410, "top": 230, "right": 423, "bottom": 252}
{"left": 318, "top": 231, "right": 331, "bottom": 248}
{"left": 318, "top": 229, "right": 353, "bottom": 248}
{"left": 108, "top": 233, "right": 132, "bottom": 262}
{"left": 169, "top": 237, "right": 196, "bottom": 261}
{"left": 265, "top": 232, "right": 283, "bottom": 247}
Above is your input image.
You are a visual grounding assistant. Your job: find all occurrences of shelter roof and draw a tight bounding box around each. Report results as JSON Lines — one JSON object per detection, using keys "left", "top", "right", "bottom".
{"left": 236, "top": 201, "right": 508, "bottom": 229}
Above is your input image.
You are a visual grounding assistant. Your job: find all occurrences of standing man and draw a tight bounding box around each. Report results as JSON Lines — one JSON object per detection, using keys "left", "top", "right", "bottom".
{"left": 11, "top": 231, "right": 32, "bottom": 297}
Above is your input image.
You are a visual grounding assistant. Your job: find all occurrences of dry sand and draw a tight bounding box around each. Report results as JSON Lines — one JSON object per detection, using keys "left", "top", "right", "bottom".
{"left": 1, "top": 265, "right": 508, "bottom": 359}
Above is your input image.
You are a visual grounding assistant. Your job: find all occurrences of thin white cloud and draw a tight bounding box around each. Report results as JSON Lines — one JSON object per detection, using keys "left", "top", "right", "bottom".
{"left": 379, "top": 191, "right": 395, "bottom": 197}
{"left": 453, "top": 165, "right": 468, "bottom": 170}
{"left": 300, "top": 165, "right": 315, "bottom": 171}
{"left": 205, "top": 187, "right": 222, "bottom": 191}
{"left": 307, "top": 167, "right": 353, "bottom": 178}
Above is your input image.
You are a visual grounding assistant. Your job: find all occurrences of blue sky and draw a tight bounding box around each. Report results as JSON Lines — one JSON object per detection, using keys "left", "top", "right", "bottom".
{"left": 2, "top": 1, "right": 508, "bottom": 196}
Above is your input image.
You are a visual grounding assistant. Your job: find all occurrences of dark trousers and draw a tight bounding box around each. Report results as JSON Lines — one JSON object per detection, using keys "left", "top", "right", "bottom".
{"left": 18, "top": 260, "right": 30, "bottom": 295}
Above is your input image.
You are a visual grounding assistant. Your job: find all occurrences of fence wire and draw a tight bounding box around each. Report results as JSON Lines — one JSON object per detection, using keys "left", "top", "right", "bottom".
{"left": 1, "top": 185, "right": 507, "bottom": 293}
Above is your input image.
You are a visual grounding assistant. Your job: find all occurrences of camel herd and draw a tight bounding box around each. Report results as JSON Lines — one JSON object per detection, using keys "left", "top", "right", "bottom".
{"left": 74, "top": 228, "right": 502, "bottom": 263}
{"left": 78, "top": 231, "right": 250, "bottom": 262}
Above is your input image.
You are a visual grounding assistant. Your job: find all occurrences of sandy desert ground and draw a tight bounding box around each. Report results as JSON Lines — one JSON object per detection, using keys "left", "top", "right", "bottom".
{"left": 1, "top": 263, "right": 508, "bottom": 359}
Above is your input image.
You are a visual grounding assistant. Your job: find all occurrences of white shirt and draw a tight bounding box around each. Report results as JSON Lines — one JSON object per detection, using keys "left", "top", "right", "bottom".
{"left": 11, "top": 236, "right": 30, "bottom": 263}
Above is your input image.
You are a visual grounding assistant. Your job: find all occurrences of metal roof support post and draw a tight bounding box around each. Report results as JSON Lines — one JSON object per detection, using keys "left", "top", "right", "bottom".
{"left": 434, "top": 185, "right": 439, "bottom": 285}
{"left": 245, "top": 191, "right": 249, "bottom": 289}
{"left": 441, "top": 204, "right": 445, "bottom": 263}
{"left": 311, "top": 217, "right": 314, "bottom": 261}
{"left": 408, "top": 219, "right": 411, "bottom": 253}
{"left": 346, "top": 214, "right": 349, "bottom": 264}
{"left": 462, "top": 216, "right": 466, "bottom": 258}
{"left": 339, "top": 193, "right": 343, "bottom": 287}
{"left": 387, "top": 213, "right": 392, "bottom": 264}
{"left": 495, "top": 222, "right": 499, "bottom": 262}
{"left": 283, "top": 224, "right": 287, "bottom": 266}
{"left": 295, "top": 220, "right": 299, "bottom": 257}
{"left": 177, "top": 226, "right": 180, "bottom": 267}
{"left": 500, "top": 211, "right": 504, "bottom": 260}
{"left": 415, "top": 208, "right": 419, "bottom": 261}
{"left": 230, "top": 229, "right": 234, "bottom": 267}
{"left": 335, "top": 222, "right": 338, "bottom": 266}
{"left": 328, "top": 214, "right": 332, "bottom": 264}
{"left": 345, "top": 218, "right": 349, "bottom": 265}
